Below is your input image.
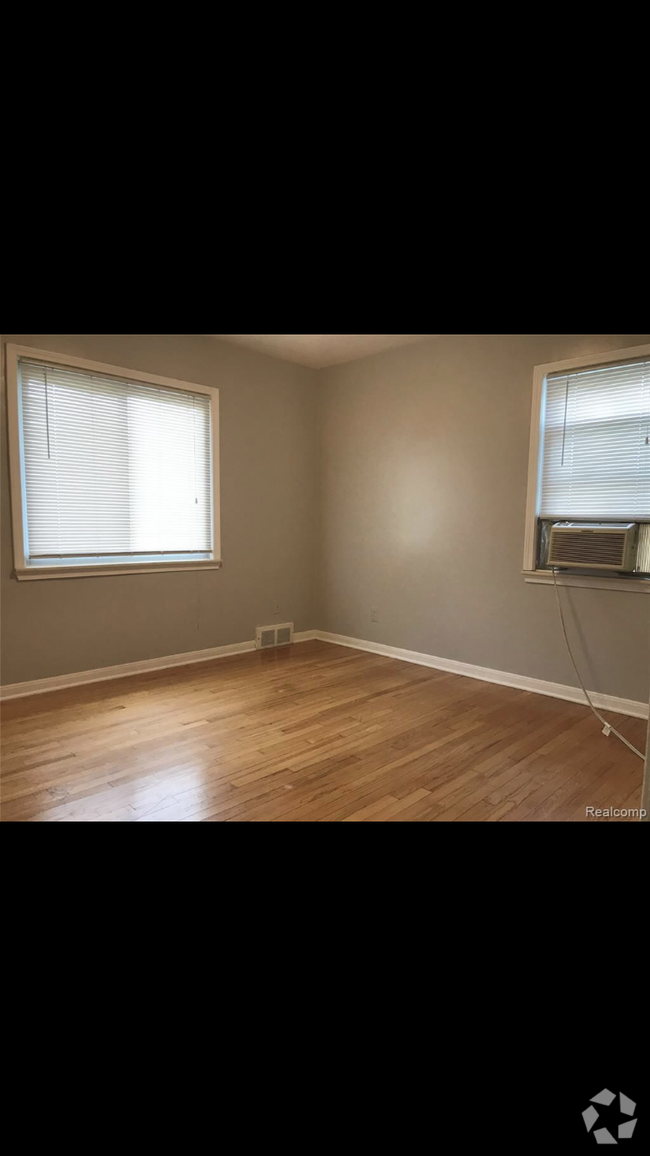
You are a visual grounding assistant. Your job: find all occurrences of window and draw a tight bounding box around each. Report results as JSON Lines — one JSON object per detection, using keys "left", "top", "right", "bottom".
{"left": 523, "top": 344, "right": 650, "bottom": 588}
{"left": 540, "top": 359, "right": 649, "bottom": 520}
{"left": 6, "top": 346, "right": 221, "bottom": 579}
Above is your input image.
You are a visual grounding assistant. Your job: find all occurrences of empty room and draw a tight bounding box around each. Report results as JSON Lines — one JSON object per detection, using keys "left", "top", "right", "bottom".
{"left": 0, "top": 333, "right": 648, "bottom": 822}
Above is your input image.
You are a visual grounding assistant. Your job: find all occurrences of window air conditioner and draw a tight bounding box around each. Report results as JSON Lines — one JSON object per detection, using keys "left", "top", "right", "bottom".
{"left": 547, "top": 523, "right": 638, "bottom": 573}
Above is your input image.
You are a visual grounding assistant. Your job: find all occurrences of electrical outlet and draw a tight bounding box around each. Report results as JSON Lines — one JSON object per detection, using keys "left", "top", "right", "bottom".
{"left": 274, "top": 603, "right": 281, "bottom": 619}
{"left": 371, "top": 607, "right": 379, "bottom": 623}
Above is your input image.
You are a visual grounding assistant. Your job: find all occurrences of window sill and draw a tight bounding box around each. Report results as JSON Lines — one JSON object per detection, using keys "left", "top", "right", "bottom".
{"left": 15, "top": 560, "right": 223, "bottom": 581}
{"left": 523, "top": 569, "right": 649, "bottom": 593}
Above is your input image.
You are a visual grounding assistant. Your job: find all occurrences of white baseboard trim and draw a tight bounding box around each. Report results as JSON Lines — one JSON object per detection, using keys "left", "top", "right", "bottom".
{"left": 312, "top": 631, "right": 648, "bottom": 720}
{"left": 0, "top": 630, "right": 318, "bottom": 701}
{"left": 1, "top": 628, "right": 644, "bottom": 721}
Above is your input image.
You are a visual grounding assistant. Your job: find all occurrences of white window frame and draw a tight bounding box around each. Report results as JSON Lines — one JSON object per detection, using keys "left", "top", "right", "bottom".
{"left": 5, "top": 344, "right": 222, "bottom": 581}
{"left": 523, "top": 342, "right": 650, "bottom": 593}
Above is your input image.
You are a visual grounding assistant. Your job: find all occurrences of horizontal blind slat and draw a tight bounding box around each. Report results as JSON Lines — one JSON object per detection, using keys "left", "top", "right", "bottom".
{"left": 19, "top": 360, "right": 213, "bottom": 558}
{"left": 540, "top": 359, "right": 650, "bottom": 519}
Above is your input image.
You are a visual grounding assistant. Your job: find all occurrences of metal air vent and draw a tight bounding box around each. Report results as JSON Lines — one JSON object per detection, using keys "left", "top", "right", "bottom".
{"left": 255, "top": 623, "right": 294, "bottom": 650}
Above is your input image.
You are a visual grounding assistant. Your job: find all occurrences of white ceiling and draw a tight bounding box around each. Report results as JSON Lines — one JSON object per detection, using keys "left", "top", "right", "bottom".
{"left": 211, "top": 334, "right": 432, "bottom": 368}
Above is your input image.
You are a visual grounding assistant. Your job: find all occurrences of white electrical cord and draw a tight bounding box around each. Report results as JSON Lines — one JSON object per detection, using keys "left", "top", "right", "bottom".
{"left": 642, "top": 700, "right": 650, "bottom": 822}
{"left": 552, "top": 568, "right": 644, "bottom": 762}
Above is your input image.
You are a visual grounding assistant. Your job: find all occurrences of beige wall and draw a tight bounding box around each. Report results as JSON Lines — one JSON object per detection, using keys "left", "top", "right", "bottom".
{"left": 2, "top": 333, "right": 648, "bottom": 704}
{"left": 1, "top": 334, "right": 319, "bottom": 684}
{"left": 318, "top": 334, "right": 650, "bottom": 703}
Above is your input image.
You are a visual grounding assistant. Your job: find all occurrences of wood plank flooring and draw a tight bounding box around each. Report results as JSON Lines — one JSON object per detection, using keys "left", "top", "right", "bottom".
{"left": 0, "top": 641, "right": 645, "bottom": 822}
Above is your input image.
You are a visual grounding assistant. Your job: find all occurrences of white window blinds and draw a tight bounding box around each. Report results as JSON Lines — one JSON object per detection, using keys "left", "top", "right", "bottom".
{"left": 19, "top": 359, "right": 213, "bottom": 560}
{"left": 540, "top": 359, "right": 650, "bottom": 520}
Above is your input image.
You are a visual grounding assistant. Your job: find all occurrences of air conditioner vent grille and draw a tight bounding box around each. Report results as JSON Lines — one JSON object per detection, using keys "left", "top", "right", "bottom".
{"left": 255, "top": 622, "right": 294, "bottom": 650}
{"left": 547, "top": 524, "right": 637, "bottom": 572}
{"left": 551, "top": 531, "right": 626, "bottom": 563}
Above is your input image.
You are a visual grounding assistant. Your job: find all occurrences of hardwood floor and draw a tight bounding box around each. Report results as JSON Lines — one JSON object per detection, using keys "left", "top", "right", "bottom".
{"left": 0, "top": 641, "right": 645, "bottom": 822}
